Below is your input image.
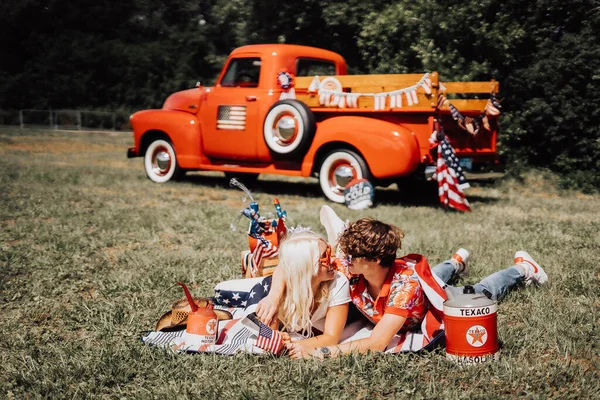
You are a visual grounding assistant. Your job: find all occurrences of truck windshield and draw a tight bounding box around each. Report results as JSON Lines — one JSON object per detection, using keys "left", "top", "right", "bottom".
{"left": 220, "top": 58, "right": 261, "bottom": 88}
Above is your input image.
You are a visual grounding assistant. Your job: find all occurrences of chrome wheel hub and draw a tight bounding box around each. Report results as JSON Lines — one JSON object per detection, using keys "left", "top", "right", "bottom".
{"left": 276, "top": 116, "right": 296, "bottom": 142}
{"left": 333, "top": 165, "right": 354, "bottom": 191}
{"left": 154, "top": 150, "right": 171, "bottom": 175}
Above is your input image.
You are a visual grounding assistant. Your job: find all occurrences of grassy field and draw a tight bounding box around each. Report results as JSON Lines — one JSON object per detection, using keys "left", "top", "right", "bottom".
{"left": 1, "top": 128, "right": 599, "bottom": 399}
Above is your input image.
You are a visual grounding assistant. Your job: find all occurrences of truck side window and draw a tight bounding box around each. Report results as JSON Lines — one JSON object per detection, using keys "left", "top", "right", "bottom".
{"left": 296, "top": 58, "right": 336, "bottom": 77}
{"left": 220, "top": 58, "right": 261, "bottom": 88}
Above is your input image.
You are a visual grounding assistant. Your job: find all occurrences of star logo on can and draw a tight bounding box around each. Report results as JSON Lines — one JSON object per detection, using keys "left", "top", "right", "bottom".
{"left": 206, "top": 319, "right": 217, "bottom": 335}
{"left": 466, "top": 325, "right": 488, "bottom": 347}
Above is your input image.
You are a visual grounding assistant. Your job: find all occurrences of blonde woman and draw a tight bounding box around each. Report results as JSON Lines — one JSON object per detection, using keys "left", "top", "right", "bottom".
{"left": 274, "top": 229, "right": 350, "bottom": 348}
{"left": 212, "top": 229, "right": 351, "bottom": 351}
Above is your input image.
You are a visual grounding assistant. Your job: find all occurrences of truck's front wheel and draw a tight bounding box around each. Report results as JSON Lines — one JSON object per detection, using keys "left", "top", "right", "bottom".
{"left": 144, "top": 139, "right": 183, "bottom": 183}
{"left": 319, "top": 150, "right": 370, "bottom": 203}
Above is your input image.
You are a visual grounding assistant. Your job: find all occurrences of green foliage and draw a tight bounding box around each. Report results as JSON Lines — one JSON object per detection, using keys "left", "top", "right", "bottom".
{"left": 0, "top": 0, "right": 598, "bottom": 188}
{"left": 355, "top": 0, "right": 600, "bottom": 190}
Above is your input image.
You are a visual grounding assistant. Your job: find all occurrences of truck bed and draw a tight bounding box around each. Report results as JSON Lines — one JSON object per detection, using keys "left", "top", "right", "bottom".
{"left": 294, "top": 72, "right": 500, "bottom": 169}
{"left": 294, "top": 73, "right": 499, "bottom": 113}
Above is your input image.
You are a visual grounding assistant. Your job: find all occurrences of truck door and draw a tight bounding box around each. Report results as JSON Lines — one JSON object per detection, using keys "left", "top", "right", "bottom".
{"left": 201, "top": 57, "right": 263, "bottom": 160}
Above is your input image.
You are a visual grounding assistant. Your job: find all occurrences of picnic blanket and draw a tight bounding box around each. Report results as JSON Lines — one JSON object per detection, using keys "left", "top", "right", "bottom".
{"left": 143, "top": 276, "right": 281, "bottom": 355}
{"left": 142, "top": 273, "right": 445, "bottom": 355}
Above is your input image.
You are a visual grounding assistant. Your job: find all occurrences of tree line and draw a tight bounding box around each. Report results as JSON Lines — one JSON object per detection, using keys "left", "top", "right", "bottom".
{"left": 1, "top": 0, "right": 598, "bottom": 190}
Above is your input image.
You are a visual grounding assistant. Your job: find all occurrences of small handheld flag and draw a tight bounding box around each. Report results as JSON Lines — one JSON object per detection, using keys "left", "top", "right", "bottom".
{"left": 247, "top": 313, "right": 284, "bottom": 355}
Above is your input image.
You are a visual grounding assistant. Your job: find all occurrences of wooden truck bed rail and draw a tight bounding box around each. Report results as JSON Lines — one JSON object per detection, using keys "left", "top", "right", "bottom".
{"left": 294, "top": 72, "right": 499, "bottom": 113}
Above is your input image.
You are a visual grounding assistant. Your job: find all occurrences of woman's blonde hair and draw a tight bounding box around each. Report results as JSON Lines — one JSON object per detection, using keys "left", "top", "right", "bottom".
{"left": 277, "top": 229, "right": 332, "bottom": 336}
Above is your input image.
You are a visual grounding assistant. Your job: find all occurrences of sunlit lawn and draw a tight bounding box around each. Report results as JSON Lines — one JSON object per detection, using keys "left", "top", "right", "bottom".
{"left": 1, "top": 128, "right": 599, "bottom": 399}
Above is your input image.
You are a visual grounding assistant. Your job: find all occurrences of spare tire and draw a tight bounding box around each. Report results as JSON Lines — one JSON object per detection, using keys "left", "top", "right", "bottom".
{"left": 263, "top": 99, "right": 316, "bottom": 158}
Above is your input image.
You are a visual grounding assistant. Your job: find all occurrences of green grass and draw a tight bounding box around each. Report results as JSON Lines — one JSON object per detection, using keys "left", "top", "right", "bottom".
{"left": 1, "top": 128, "right": 599, "bottom": 399}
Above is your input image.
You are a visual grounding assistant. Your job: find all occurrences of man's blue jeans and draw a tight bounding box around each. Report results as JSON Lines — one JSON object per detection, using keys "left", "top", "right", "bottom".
{"left": 432, "top": 260, "right": 524, "bottom": 301}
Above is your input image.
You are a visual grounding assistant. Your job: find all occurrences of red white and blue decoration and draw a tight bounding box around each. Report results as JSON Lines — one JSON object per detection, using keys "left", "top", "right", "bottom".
{"left": 230, "top": 178, "right": 287, "bottom": 277}
{"left": 343, "top": 178, "right": 375, "bottom": 210}
{"left": 437, "top": 91, "right": 501, "bottom": 136}
{"left": 277, "top": 69, "right": 296, "bottom": 100}
{"left": 143, "top": 275, "right": 285, "bottom": 355}
{"left": 430, "top": 121, "right": 471, "bottom": 212}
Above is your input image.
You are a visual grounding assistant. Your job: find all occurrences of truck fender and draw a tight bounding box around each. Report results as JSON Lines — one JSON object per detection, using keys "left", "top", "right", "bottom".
{"left": 304, "top": 116, "right": 421, "bottom": 179}
{"left": 131, "top": 110, "right": 207, "bottom": 169}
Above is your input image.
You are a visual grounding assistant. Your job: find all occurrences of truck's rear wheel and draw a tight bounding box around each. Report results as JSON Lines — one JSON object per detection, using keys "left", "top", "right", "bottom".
{"left": 144, "top": 139, "right": 183, "bottom": 183}
{"left": 319, "top": 150, "right": 370, "bottom": 203}
{"left": 263, "top": 100, "right": 316, "bottom": 158}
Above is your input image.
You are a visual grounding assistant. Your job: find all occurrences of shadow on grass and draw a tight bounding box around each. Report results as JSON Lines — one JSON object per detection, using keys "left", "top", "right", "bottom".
{"left": 183, "top": 173, "right": 324, "bottom": 200}
{"left": 181, "top": 173, "right": 501, "bottom": 208}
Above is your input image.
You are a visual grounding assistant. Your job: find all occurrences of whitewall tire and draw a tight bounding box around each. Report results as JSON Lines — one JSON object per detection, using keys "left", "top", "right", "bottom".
{"left": 319, "top": 150, "right": 370, "bottom": 203}
{"left": 263, "top": 100, "right": 316, "bottom": 158}
{"left": 144, "top": 139, "right": 182, "bottom": 183}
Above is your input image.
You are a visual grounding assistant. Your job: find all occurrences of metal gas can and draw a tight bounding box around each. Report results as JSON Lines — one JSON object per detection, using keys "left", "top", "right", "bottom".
{"left": 177, "top": 282, "right": 218, "bottom": 347}
{"left": 185, "top": 303, "right": 218, "bottom": 347}
{"left": 443, "top": 286, "right": 499, "bottom": 364}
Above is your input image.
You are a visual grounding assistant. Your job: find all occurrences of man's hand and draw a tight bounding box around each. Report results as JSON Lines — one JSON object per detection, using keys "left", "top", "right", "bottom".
{"left": 285, "top": 342, "right": 317, "bottom": 360}
{"left": 256, "top": 295, "right": 279, "bottom": 326}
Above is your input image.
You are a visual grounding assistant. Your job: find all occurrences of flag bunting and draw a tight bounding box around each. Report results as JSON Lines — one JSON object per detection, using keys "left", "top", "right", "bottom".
{"left": 437, "top": 91, "right": 501, "bottom": 136}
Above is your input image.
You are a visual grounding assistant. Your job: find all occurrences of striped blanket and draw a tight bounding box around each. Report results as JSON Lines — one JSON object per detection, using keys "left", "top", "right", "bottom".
{"left": 142, "top": 313, "right": 274, "bottom": 355}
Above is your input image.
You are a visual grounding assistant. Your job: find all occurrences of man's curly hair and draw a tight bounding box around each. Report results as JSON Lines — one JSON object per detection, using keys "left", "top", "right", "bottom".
{"left": 338, "top": 218, "right": 405, "bottom": 267}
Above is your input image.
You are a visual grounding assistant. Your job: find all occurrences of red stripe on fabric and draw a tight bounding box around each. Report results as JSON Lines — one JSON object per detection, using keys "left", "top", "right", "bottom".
{"left": 413, "top": 256, "right": 448, "bottom": 302}
{"left": 423, "top": 312, "right": 441, "bottom": 340}
{"left": 436, "top": 142, "right": 471, "bottom": 212}
{"left": 216, "top": 318, "right": 241, "bottom": 345}
{"left": 256, "top": 331, "right": 283, "bottom": 354}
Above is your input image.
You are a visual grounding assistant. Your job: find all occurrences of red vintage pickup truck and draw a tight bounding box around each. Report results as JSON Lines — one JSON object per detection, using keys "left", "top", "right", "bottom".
{"left": 127, "top": 44, "right": 499, "bottom": 203}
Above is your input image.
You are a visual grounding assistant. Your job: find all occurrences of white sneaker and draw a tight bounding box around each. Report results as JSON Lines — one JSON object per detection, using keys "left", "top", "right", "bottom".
{"left": 319, "top": 205, "right": 347, "bottom": 256}
{"left": 514, "top": 251, "right": 548, "bottom": 285}
{"left": 451, "top": 248, "right": 470, "bottom": 277}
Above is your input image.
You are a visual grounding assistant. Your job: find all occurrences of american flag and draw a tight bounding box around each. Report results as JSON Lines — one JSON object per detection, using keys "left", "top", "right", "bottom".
{"left": 252, "top": 239, "right": 278, "bottom": 274}
{"left": 435, "top": 133, "right": 471, "bottom": 212}
{"left": 213, "top": 275, "right": 272, "bottom": 309}
{"left": 217, "top": 105, "right": 247, "bottom": 130}
{"left": 248, "top": 313, "right": 284, "bottom": 354}
{"left": 242, "top": 238, "right": 279, "bottom": 277}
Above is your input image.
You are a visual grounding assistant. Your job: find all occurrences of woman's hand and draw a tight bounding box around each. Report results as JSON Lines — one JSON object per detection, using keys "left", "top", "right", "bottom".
{"left": 256, "top": 295, "right": 279, "bottom": 325}
{"left": 285, "top": 342, "right": 317, "bottom": 360}
{"left": 281, "top": 331, "right": 291, "bottom": 344}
